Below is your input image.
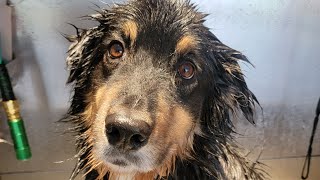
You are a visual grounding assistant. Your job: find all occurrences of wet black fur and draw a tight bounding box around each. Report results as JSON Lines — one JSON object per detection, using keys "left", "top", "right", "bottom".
{"left": 62, "top": 0, "right": 266, "bottom": 179}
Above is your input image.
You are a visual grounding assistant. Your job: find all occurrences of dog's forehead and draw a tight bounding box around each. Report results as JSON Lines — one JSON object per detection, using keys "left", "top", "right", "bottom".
{"left": 108, "top": 0, "right": 205, "bottom": 56}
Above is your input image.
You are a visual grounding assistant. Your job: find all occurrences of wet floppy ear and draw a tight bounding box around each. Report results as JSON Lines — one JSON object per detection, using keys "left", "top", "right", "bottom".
{"left": 61, "top": 17, "right": 112, "bottom": 179}
{"left": 63, "top": 23, "right": 107, "bottom": 86}
{"left": 204, "top": 31, "right": 259, "bottom": 125}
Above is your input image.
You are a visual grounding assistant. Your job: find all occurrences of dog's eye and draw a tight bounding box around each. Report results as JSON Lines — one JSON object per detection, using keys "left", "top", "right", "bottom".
{"left": 108, "top": 42, "right": 124, "bottom": 59}
{"left": 178, "top": 62, "right": 195, "bottom": 79}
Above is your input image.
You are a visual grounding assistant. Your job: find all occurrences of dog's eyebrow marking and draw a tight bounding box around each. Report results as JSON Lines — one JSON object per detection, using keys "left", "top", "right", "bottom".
{"left": 175, "top": 35, "right": 197, "bottom": 55}
{"left": 123, "top": 21, "right": 138, "bottom": 43}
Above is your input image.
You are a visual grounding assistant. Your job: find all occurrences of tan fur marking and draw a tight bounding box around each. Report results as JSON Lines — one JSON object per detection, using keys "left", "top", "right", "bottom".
{"left": 176, "top": 35, "right": 197, "bottom": 54}
{"left": 154, "top": 94, "right": 177, "bottom": 176}
{"left": 123, "top": 21, "right": 138, "bottom": 43}
{"left": 172, "top": 106, "right": 195, "bottom": 150}
{"left": 82, "top": 86, "right": 108, "bottom": 126}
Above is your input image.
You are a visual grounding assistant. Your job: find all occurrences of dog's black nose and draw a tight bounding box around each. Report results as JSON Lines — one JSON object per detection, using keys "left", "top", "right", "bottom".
{"left": 105, "top": 114, "right": 151, "bottom": 151}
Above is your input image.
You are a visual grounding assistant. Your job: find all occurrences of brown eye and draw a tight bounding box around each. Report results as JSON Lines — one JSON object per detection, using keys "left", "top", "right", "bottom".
{"left": 178, "top": 62, "right": 195, "bottom": 79}
{"left": 108, "top": 42, "right": 124, "bottom": 59}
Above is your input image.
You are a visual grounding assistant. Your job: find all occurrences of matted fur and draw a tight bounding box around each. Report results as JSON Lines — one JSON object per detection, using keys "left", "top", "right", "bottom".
{"left": 62, "top": 0, "right": 266, "bottom": 179}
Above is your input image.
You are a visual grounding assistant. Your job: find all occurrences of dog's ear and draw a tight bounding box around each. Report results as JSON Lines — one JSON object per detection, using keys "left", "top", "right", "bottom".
{"left": 64, "top": 10, "right": 117, "bottom": 87}
{"left": 65, "top": 26, "right": 106, "bottom": 86}
{"left": 204, "top": 31, "right": 258, "bottom": 125}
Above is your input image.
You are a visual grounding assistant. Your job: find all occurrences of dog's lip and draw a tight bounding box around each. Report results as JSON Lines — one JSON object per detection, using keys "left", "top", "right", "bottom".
{"left": 105, "top": 148, "right": 139, "bottom": 165}
{"left": 106, "top": 148, "right": 133, "bottom": 156}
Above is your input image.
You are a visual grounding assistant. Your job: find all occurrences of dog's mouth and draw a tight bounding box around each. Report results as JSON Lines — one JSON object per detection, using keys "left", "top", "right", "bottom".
{"left": 105, "top": 157, "right": 137, "bottom": 173}
{"left": 111, "top": 159, "right": 128, "bottom": 167}
{"left": 104, "top": 155, "right": 136, "bottom": 172}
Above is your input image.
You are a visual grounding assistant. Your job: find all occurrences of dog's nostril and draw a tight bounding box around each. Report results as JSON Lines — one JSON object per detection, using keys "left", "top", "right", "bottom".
{"left": 106, "top": 125, "right": 121, "bottom": 145}
{"left": 106, "top": 126, "right": 114, "bottom": 134}
{"left": 130, "top": 134, "right": 147, "bottom": 149}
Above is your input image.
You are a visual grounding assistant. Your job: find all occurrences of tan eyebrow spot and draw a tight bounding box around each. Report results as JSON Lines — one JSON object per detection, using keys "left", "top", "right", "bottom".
{"left": 123, "top": 20, "right": 138, "bottom": 43}
{"left": 176, "top": 35, "right": 197, "bottom": 54}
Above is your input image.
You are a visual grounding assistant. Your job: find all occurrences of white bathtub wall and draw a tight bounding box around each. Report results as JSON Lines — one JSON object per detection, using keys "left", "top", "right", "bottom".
{"left": 0, "top": 0, "right": 319, "bottom": 179}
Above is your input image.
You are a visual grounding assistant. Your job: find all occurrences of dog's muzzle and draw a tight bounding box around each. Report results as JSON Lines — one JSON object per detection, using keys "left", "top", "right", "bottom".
{"left": 105, "top": 113, "right": 151, "bottom": 151}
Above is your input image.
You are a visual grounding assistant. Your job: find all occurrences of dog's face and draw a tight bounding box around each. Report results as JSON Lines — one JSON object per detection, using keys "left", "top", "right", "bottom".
{"left": 65, "top": 0, "right": 257, "bottom": 178}
{"left": 87, "top": 9, "right": 208, "bottom": 174}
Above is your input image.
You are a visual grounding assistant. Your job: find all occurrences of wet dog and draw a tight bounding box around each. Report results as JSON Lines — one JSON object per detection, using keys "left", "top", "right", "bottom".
{"left": 63, "top": 0, "right": 265, "bottom": 179}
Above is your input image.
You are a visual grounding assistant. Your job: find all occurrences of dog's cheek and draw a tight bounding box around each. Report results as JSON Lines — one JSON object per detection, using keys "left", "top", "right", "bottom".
{"left": 149, "top": 94, "right": 196, "bottom": 166}
{"left": 147, "top": 94, "right": 173, "bottom": 164}
{"left": 171, "top": 106, "right": 195, "bottom": 153}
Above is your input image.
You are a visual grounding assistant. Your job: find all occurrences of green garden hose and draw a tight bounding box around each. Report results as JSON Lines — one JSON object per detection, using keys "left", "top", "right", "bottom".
{"left": 0, "top": 43, "right": 31, "bottom": 160}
